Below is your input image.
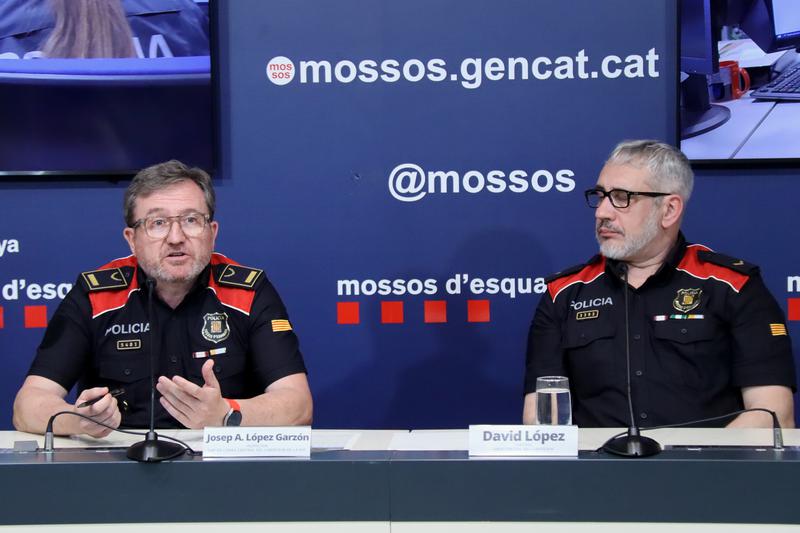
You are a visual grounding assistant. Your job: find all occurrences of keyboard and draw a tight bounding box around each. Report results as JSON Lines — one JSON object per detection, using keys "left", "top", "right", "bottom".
{"left": 751, "top": 63, "right": 800, "bottom": 101}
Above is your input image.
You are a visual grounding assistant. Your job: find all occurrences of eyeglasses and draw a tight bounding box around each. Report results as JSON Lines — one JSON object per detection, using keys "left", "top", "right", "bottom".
{"left": 131, "top": 212, "right": 210, "bottom": 239}
{"left": 584, "top": 188, "right": 670, "bottom": 209}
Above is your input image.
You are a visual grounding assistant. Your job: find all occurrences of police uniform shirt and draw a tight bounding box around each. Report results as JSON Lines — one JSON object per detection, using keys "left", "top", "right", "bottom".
{"left": 524, "top": 233, "right": 796, "bottom": 428}
{"left": 28, "top": 253, "right": 307, "bottom": 429}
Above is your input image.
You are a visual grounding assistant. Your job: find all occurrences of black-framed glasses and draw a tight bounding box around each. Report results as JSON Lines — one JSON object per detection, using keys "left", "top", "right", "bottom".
{"left": 584, "top": 188, "right": 670, "bottom": 209}
{"left": 131, "top": 212, "right": 210, "bottom": 239}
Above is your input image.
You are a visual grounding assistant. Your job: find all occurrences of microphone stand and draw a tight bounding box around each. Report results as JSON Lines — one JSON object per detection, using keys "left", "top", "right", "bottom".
{"left": 126, "top": 277, "right": 186, "bottom": 462}
{"left": 601, "top": 263, "right": 662, "bottom": 457}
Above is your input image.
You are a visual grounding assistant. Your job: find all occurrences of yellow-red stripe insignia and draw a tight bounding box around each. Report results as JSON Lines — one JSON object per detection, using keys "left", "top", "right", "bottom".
{"left": 770, "top": 323, "right": 787, "bottom": 336}
{"left": 271, "top": 319, "right": 292, "bottom": 332}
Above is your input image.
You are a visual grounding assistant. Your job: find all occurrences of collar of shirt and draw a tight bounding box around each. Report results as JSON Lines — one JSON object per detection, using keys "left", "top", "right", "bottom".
{"left": 603, "top": 232, "right": 689, "bottom": 288}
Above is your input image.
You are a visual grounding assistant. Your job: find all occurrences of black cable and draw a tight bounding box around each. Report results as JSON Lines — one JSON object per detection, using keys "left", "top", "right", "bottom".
{"left": 146, "top": 277, "right": 157, "bottom": 435}
{"left": 595, "top": 407, "right": 783, "bottom": 452}
{"left": 620, "top": 264, "right": 636, "bottom": 432}
{"left": 43, "top": 410, "right": 198, "bottom": 455}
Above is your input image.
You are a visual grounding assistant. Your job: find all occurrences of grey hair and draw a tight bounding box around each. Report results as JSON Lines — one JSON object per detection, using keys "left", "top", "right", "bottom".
{"left": 606, "top": 140, "right": 693, "bottom": 202}
{"left": 124, "top": 160, "right": 215, "bottom": 227}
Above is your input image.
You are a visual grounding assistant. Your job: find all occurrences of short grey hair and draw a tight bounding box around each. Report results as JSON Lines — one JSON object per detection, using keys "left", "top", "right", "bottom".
{"left": 124, "top": 160, "right": 215, "bottom": 227}
{"left": 606, "top": 140, "right": 693, "bottom": 202}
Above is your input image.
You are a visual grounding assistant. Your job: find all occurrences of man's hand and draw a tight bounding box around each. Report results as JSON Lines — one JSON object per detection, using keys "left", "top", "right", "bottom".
{"left": 156, "top": 360, "right": 230, "bottom": 428}
{"left": 74, "top": 387, "right": 122, "bottom": 438}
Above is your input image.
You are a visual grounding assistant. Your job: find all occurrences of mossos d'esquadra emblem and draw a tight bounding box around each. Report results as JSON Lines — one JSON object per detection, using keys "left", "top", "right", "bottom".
{"left": 673, "top": 288, "right": 702, "bottom": 313}
{"left": 202, "top": 312, "right": 230, "bottom": 344}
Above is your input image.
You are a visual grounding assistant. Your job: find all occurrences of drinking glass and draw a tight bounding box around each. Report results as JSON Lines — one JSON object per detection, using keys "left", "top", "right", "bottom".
{"left": 535, "top": 376, "right": 572, "bottom": 425}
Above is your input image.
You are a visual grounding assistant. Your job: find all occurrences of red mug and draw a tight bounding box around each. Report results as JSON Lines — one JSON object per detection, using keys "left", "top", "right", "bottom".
{"left": 717, "top": 60, "right": 751, "bottom": 100}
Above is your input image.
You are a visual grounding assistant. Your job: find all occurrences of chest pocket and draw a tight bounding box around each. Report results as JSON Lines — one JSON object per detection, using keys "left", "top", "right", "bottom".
{"left": 651, "top": 320, "right": 721, "bottom": 390}
{"left": 98, "top": 356, "right": 149, "bottom": 384}
{"left": 96, "top": 355, "right": 150, "bottom": 413}
{"left": 562, "top": 318, "right": 618, "bottom": 396}
{"left": 186, "top": 350, "right": 248, "bottom": 397}
{"left": 652, "top": 320, "right": 716, "bottom": 344}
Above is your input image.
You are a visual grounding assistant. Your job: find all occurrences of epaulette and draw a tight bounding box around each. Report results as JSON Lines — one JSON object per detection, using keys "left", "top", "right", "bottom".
{"left": 546, "top": 255, "right": 606, "bottom": 302}
{"left": 213, "top": 263, "right": 263, "bottom": 290}
{"left": 545, "top": 255, "right": 602, "bottom": 284}
{"left": 677, "top": 245, "right": 752, "bottom": 293}
{"left": 696, "top": 250, "right": 758, "bottom": 276}
{"left": 80, "top": 266, "right": 134, "bottom": 292}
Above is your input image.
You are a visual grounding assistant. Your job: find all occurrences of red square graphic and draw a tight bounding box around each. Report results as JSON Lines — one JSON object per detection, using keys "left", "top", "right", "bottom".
{"left": 424, "top": 300, "right": 447, "bottom": 323}
{"left": 467, "top": 300, "right": 490, "bottom": 323}
{"left": 24, "top": 305, "right": 48, "bottom": 328}
{"left": 337, "top": 302, "right": 360, "bottom": 325}
{"left": 381, "top": 301, "right": 404, "bottom": 324}
{"left": 0, "top": 306, "right": 4, "bottom": 329}
{"left": 788, "top": 298, "right": 800, "bottom": 321}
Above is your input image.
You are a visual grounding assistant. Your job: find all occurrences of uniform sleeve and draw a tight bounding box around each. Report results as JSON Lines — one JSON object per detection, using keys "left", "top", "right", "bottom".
{"left": 27, "top": 281, "right": 93, "bottom": 391}
{"left": 247, "top": 278, "right": 307, "bottom": 390}
{"left": 729, "top": 273, "right": 796, "bottom": 391}
{"left": 524, "top": 291, "right": 566, "bottom": 394}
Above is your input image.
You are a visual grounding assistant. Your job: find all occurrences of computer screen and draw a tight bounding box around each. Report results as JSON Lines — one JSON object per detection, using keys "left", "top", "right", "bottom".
{"left": 772, "top": 0, "right": 800, "bottom": 45}
{"left": 681, "top": 0, "right": 800, "bottom": 162}
{"left": 740, "top": 0, "right": 800, "bottom": 52}
{"left": 0, "top": 0, "right": 214, "bottom": 177}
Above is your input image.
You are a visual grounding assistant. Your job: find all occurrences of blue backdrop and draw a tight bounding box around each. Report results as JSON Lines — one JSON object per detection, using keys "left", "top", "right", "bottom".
{"left": 6, "top": 1, "right": 794, "bottom": 431}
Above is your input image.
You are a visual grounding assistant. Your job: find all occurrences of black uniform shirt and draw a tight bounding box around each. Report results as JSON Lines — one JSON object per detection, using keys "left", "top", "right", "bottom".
{"left": 524, "top": 234, "right": 796, "bottom": 427}
{"left": 28, "top": 253, "right": 307, "bottom": 429}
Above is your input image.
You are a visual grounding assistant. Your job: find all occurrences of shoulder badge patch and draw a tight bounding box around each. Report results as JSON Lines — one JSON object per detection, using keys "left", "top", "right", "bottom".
{"left": 81, "top": 267, "right": 133, "bottom": 291}
{"left": 271, "top": 319, "right": 292, "bottom": 332}
{"left": 770, "top": 323, "right": 788, "bottom": 336}
{"left": 214, "top": 264, "right": 263, "bottom": 289}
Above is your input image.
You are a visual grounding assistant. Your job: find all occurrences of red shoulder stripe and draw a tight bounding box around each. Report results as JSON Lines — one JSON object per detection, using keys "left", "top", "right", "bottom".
{"left": 208, "top": 253, "right": 256, "bottom": 316}
{"left": 89, "top": 255, "right": 140, "bottom": 319}
{"left": 676, "top": 244, "right": 749, "bottom": 293}
{"left": 547, "top": 258, "right": 606, "bottom": 302}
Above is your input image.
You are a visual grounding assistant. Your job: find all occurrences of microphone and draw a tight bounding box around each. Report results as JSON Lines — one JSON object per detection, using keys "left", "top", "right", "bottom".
{"left": 126, "top": 276, "right": 186, "bottom": 462}
{"left": 601, "top": 263, "right": 662, "bottom": 457}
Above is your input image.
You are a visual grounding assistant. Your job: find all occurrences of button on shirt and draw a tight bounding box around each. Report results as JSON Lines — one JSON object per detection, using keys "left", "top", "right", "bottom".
{"left": 524, "top": 234, "right": 796, "bottom": 428}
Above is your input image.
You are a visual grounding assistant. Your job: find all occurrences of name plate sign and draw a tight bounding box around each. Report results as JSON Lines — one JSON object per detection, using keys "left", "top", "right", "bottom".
{"left": 203, "top": 426, "right": 311, "bottom": 457}
{"left": 468, "top": 425, "right": 578, "bottom": 456}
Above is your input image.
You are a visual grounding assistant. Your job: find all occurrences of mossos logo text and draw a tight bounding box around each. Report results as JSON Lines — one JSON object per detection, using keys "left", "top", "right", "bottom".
{"left": 264, "top": 49, "right": 660, "bottom": 89}
{"left": 388, "top": 164, "right": 575, "bottom": 202}
{"left": 267, "top": 56, "right": 295, "bottom": 85}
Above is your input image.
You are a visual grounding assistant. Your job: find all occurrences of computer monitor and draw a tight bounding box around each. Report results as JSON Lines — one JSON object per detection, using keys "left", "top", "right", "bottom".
{"left": 741, "top": 0, "right": 800, "bottom": 52}
{"left": 681, "top": 0, "right": 720, "bottom": 75}
{"left": 680, "top": 0, "right": 731, "bottom": 139}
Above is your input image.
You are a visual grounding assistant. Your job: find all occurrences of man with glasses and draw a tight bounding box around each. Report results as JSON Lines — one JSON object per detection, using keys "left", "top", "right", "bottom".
{"left": 523, "top": 140, "right": 795, "bottom": 428}
{"left": 13, "top": 160, "right": 312, "bottom": 437}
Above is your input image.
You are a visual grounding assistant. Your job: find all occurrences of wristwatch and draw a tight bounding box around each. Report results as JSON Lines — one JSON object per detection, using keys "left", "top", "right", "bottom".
{"left": 222, "top": 399, "right": 242, "bottom": 427}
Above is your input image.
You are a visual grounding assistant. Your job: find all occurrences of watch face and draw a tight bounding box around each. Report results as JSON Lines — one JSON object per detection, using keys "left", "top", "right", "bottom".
{"left": 226, "top": 410, "right": 243, "bottom": 427}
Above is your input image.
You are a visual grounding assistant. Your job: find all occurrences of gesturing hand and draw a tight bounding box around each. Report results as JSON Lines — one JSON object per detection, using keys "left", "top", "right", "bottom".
{"left": 156, "top": 360, "right": 230, "bottom": 428}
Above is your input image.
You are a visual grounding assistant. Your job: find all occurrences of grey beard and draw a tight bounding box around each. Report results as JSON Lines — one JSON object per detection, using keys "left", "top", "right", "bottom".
{"left": 141, "top": 257, "right": 207, "bottom": 285}
{"left": 597, "top": 211, "right": 660, "bottom": 261}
